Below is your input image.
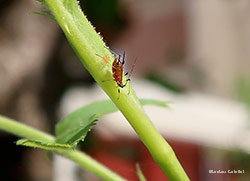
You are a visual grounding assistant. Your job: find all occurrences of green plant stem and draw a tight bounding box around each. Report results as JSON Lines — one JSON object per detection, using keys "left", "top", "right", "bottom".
{"left": 0, "top": 116, "right": 125, "bottom": 181}
{"left": 43, "top": 0, "right": 189, "bottom": 180}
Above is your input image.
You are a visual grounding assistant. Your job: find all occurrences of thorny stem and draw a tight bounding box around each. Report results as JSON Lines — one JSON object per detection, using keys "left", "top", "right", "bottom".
{"left": 42, "top": 0, "right": 189, "bottom": 180}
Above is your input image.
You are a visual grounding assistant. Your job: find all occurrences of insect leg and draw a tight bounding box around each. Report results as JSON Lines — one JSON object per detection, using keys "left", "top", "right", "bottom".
{"left": 124, "top": 78, "right": 131, "bottom": 95}
{"left": 117, "top": 88, "right": 121, "bottom": 100}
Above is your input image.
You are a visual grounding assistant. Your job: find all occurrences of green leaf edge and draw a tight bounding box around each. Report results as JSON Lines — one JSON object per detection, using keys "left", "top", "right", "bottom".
{"left": 16, "top": 139, "right": 73, "bottom": 150}
{"left": 136, "top": 163, "right": 147, "bottom": 181}
{"left": 55, "top": 99, "right": 168, "bottom": 147}
{"left": 31, "top": 11, "right": 56, "bottom": 21}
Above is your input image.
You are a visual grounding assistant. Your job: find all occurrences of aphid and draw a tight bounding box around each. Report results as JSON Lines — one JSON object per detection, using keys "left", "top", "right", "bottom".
{"left": 111, "top": 50, "right": 137, "bottom": 99}
{"left": 112, "top": 51, "right": 129, "bottom": 90}
{"left": 98, "top": 48, "right": 136, "bottom": 99}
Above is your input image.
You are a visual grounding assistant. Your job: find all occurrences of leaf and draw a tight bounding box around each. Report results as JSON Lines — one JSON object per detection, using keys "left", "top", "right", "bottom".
{"left": 136, "top": 163, "right": 147, "bottom": 181}
{"left": 140, "top": 99, "right": 169, "bottom": 108}
{"left": 16, "top": 139, "right": 73, "bottom": 150}
{"left": 56, "top": 115, "right": 98, "bottom": 147}
{"left": 56, "top": 99, "right": 168, "bottom": 146}
{"left": 31, "top": 12, "right": 56, "bottom": 21}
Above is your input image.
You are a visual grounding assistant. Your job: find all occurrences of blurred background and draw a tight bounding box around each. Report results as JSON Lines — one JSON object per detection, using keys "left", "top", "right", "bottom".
{"left": 0, "top": 0, "right": 250, "bottom": 180}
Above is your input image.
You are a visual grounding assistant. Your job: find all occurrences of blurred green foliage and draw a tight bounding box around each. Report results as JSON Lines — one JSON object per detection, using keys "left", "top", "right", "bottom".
{"left": 80, "top": 0, "right": 125, "bottom": 30}
{"left": 236, "top": 76, "right": 250, "bottom": 109}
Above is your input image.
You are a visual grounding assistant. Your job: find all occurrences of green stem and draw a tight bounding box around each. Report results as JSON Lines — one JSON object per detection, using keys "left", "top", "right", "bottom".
{"left": 0, "top": 116, "right": 125, "bottom": 181}
{"left": 43, "top": 0, "right": 189, "bottom": 180}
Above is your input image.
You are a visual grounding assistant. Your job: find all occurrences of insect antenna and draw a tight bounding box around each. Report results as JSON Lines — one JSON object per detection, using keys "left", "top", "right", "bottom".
{"left": 127, "top": 56, "right": 137, "bottom": 79}
{"left": 122, "top": 51, "right": 125, "bottom": 64}
{"left": 125, "top": 56, "right": 138, "bottom": 95}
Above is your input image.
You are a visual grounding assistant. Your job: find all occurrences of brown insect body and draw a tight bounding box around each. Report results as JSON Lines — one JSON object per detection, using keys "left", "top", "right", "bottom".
{"left": 112, "top": 58, "right": 126, "bottom": 88}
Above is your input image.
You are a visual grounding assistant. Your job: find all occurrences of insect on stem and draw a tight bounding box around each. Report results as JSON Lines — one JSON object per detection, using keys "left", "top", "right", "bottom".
{"left": 96, "top": 48, "right": 137, "bottom": 100}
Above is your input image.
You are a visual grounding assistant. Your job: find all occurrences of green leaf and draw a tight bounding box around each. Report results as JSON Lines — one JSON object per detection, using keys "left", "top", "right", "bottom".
{"left": 31, "top": 12, "right": 55, "bottom": 21}
{"left": 136, "top": 163, "right": 147, "bottom": 181}
{"left": 55, "top": 99, "right": 168, "bottom": 146}
{"left": 140, "top": 99, "right": 169, "bottom": 108}
{"left": 16, "top": 139, "right": 73, "bottom": 150}
{"left": 56, "top": 115, "right": 98, "bottom": 147}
